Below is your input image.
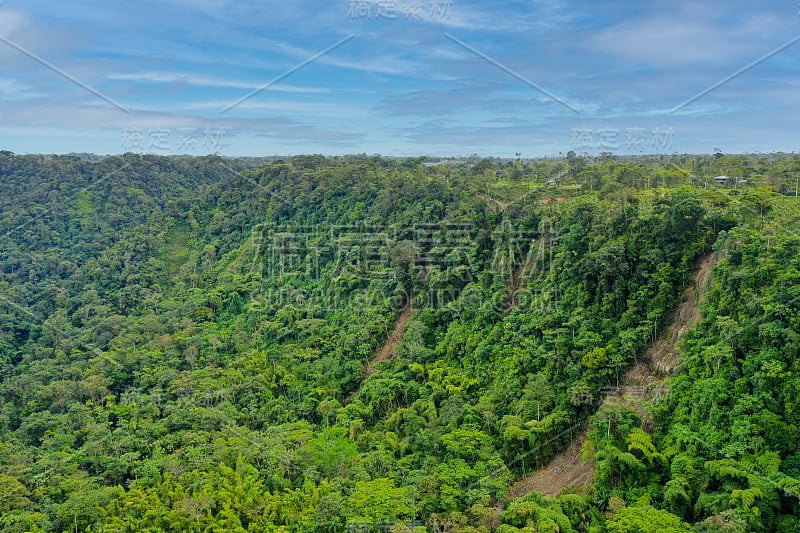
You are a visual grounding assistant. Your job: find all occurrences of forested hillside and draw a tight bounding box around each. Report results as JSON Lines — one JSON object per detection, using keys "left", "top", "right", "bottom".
{"left": 0, "top": 152, "right": 798, "bottom": 532}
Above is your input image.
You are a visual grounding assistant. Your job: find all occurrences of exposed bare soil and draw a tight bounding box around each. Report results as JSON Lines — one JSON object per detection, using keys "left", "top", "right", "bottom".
{"left": 364, "top": 304, "right": 414, "bottom": 377}
{"left": 507, "top": 252, "right": 717, "bottom": 498}
{"left": 343, "top": 304, "right": 414, "bottom": 404}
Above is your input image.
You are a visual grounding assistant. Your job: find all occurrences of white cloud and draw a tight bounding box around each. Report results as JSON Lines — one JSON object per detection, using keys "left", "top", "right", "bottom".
{"left": 264, "top": 36, "right": 429, "bottom": 76}
{"left": 0, "top": 8, "right": 27, "bottom": 37}
{"left": 179, "top": 99, "right": 364, "bottom": 117}
{"left": 590, "top": 5, "right": 790, "bottom": 68}
{"left": 0, "top": 78, "right": 42, "bottom": 100}
{"left": 106, "top": 71, "right": 329, "bottom": 93}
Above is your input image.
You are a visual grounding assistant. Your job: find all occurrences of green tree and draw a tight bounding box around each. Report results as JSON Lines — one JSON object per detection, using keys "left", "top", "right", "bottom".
{"left": 606, "top": 505, "right": 693, "bottom": 533}
{"left": 347, "top": 478, "right": 411, "bottom": 527}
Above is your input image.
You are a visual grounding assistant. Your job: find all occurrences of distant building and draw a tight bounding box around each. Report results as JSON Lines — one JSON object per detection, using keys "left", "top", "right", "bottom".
{"left": 546, "top": 180, "right": 558, "bottom": 186}
{"left": 423, "top": 159, "right": 457, "bottom": 167}
{"left": 712, "top": 175, "right": 748, "bottom": 187}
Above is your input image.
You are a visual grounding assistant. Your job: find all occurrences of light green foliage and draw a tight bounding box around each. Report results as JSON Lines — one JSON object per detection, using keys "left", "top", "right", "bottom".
{"left": 582, "top": 347, "right": 608, "bottom": 370}
{"left": 347, "top": 478, "right": 411, "bottom": 525}
{"left": 606, "top": 504, "right": 693, "bottom": 532}
{"left": 0, "top": 474, "right": 31, "bottom": 513}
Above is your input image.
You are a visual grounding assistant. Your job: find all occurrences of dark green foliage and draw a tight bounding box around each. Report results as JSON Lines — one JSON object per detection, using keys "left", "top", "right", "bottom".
{"left": 0, "top": 152, "right": 798, "bottom": 531}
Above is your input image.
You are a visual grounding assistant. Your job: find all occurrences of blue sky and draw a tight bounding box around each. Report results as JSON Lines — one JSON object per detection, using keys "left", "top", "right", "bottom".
{"left": 0, "top": 0, "right": 798, "bottom": 157}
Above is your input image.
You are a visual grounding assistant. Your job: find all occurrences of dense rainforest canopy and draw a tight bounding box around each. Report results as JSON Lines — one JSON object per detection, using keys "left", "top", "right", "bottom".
{"left": 0, "top": 151, "right": 799, "bottom": 532}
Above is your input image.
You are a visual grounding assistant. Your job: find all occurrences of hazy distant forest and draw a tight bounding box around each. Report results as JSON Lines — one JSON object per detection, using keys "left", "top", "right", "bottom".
{"left": 1, "top": 151, "right": 799, "bottom": 532}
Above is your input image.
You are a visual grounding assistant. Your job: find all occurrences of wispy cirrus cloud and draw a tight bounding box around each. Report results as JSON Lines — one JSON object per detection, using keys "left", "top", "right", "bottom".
{"left": 106, "top": 71, "right": 329, "bottom": 93}
{"left": 180, "top": 99, "right": 363, "bottom": 117}
{"left": 0, "top": 77, "right": 43, "bottom": 100}
{"left": 589, "top": 4, "right": 793, "bottom": 68}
